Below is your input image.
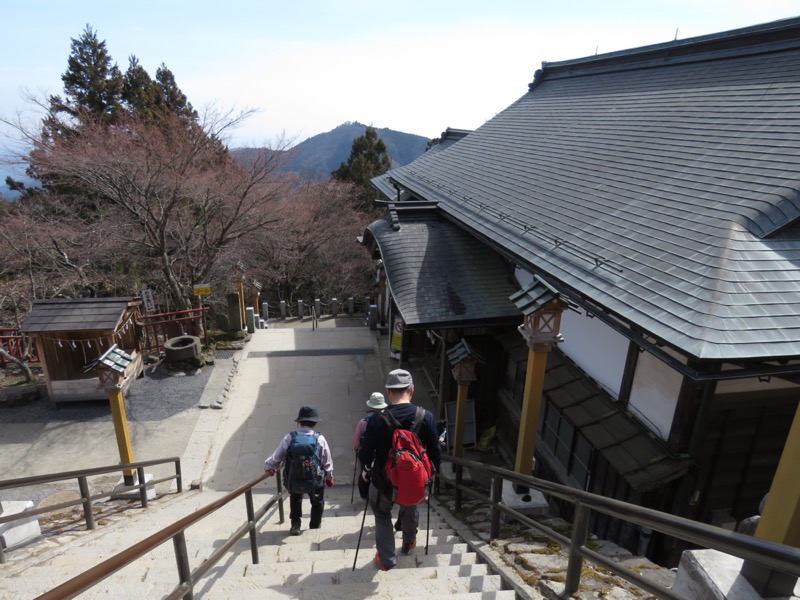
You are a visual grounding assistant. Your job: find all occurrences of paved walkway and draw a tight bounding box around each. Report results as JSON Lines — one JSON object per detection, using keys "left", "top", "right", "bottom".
{"left": 196, "top": 319, "right": 390, "bottom": 493}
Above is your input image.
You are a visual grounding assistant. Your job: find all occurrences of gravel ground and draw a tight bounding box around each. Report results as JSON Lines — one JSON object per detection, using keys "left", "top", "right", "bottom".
{"left": 0, "top": 361, "right": 212, "bottom": 425}
{"left": 0, "top": 360, "right": 213, "bottom": 506}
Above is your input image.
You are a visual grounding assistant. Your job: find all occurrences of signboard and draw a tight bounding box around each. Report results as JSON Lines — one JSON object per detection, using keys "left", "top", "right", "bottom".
{"left": 141, "top": 288, "right": 155, "bottom": 313}
{"left": 391, "top": 316, "right": 404, "bottom": 352}
{"left": 193, "top": 283, "right": 211, "bottom": 296}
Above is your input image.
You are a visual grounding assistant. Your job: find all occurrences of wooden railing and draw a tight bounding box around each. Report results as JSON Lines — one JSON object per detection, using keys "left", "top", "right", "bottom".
{"left": 137, "top": 308, "right": 209, "bottom": 355}
{"left": 0, "top": 457, "right": 183, "bottom": 564}
{"left": 440, "top": 455, "right": 800, "bottom": 600}
{"left": 34, "top": 471, "right": 285, "bottom": 600}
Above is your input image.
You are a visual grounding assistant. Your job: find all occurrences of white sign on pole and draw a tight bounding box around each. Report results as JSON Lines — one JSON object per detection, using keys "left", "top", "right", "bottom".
{"left": 141, "top": 289, "right": 155, "bottom": 313}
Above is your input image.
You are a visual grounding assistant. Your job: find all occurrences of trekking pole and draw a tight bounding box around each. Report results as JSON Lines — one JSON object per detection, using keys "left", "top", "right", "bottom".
{"left": 353, "top": 492, "right": 370, "bottom": 571}
{"left": 351, "top": 450, "right": 357, "bottom": 503}
{"left": 425, "top": 477, "right": 432, "bottom": 555}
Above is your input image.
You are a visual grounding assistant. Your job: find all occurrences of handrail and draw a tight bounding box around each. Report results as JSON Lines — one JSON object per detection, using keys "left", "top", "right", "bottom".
{"left": 0, "top": 457, "right": 183, "bottom": 564}
{"left": 440, "top": 454, "right": 800, "bottom": 599}
{"left": 35, "top": 471, "right": 286, "bottom": 600}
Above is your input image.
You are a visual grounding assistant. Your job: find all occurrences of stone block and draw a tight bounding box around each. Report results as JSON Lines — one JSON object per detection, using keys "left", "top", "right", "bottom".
{"left": 0, "top": 500, "right": 42, "bottom": 550}
{"left": 110, "top": 473, "right": 157, "bottom": 501}
{"left": 501, "top": 479, "right": 550, "bottom": 517}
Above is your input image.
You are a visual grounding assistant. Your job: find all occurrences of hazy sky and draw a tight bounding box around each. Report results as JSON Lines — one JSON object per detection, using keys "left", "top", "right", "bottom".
{"left": 1, "top": 1, "right": 798, "bottom": 149}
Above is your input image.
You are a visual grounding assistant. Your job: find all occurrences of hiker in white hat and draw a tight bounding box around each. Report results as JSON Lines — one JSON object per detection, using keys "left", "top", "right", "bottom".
{"left": 351, "top": 392, "right": 387, "bottom": 500}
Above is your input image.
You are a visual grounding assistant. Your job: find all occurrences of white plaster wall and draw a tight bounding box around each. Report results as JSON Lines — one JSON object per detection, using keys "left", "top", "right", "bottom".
{"left": 558, "top": 308, "right": 628, "bottom": 398}
{"left": 628, "top": 347, "right": 685, "bottom": 440}
{"left": 515, "top": 266, "right": 628, "bottom": 398}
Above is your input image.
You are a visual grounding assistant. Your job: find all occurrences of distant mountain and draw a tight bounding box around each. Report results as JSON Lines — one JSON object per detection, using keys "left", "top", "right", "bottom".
{"left": 233, "top": 122, "right": 431, "bottom": 180}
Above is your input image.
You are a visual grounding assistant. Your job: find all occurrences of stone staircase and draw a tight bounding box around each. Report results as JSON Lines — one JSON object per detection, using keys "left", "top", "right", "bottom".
{"left": 0, "top": 484, "right": 521, "bottom": 599}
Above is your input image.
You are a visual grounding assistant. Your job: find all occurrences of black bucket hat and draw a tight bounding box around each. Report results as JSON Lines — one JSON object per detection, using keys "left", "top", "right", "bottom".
{"left": 295, "top": 405, "right": 321, "bottom": 423}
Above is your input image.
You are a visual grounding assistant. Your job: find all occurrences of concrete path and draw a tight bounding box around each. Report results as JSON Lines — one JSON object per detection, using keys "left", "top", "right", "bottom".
{"left": 198, "top": 322, "right": 387, "bottom": 493}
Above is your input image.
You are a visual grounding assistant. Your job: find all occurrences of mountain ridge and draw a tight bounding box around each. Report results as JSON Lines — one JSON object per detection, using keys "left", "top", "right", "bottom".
{"left": 234, "top": 121, "right": 431, "bottom": 180}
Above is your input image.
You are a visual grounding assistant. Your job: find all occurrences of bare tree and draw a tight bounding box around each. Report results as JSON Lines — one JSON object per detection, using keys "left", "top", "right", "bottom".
{"left": 243, "top": 179, "right": 374, "bottom": 307}
{"left": 23, "top": 110, "right": 290, "bottom": 309}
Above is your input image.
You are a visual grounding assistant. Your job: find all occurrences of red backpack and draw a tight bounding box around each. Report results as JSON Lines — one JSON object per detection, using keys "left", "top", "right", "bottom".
{"left": 381, "top": 407, "right": 433, "bottom": 505}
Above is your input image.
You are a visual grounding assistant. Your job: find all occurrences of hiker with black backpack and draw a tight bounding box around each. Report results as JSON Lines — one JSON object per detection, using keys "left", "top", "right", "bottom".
{"left": 263, "top": 405, "right": 334, "bottom": 536}
{"left": 352, "top": 392, "right": 387, "bottom": 501}
{"left": 358, "top": 369, "right": 441, "bottom": 571}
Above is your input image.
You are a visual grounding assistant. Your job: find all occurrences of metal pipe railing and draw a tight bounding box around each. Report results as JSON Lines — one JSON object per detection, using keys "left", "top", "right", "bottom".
{"left": 0, "top": 457, "right": 182, "bottom": 564}
{"left": 441, "top": 454, "right": 800, "bottom": 599}
{"left": 35, "top": 471, "right": 286, "bottom": 600}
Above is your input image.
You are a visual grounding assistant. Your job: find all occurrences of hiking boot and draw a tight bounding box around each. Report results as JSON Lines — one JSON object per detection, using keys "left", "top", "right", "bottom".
{"left": 375, "top": 552, "right": 392, "bottom": 571}
{"left": 289, "top": 525, "right": 301, "bottom": 536}
{"left": 401, "top": 539, "right": 416, "bottom": 555}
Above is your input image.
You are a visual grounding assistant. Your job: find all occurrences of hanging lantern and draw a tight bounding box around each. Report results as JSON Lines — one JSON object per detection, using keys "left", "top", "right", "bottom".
{"left": 511, "top": 276, "right": 566, "bottom": 352}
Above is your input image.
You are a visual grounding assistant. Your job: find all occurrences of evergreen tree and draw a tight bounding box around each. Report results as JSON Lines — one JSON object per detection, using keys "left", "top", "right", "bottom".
{"left": 331, "top": 126, "right": 392, "bottom": 211}
{"left": 52, "top": 24, "right": 124, "bottom": 124}
{"left": 122, "top": 56, "right": 161, "bottom": 122}
{"left": 155, "top": 64, "right": 197, "bottom": 121}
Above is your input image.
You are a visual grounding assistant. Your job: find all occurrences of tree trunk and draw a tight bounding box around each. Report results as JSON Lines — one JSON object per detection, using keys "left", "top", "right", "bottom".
{"left": 0, "top": 348, "right": 35, "bottom": 383}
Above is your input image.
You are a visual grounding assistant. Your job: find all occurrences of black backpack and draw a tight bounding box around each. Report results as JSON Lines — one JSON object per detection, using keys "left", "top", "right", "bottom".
{"left": 284, "top": 432, "right": 325, "bottom": 494}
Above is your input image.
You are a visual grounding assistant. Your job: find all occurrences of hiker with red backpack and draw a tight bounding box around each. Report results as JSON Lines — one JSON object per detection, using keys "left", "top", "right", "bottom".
{"left": 358, "top": 369, "right": 441, "bottom": 571}
{"left": 264, "top": 405, "right": 334, "bottom": 536}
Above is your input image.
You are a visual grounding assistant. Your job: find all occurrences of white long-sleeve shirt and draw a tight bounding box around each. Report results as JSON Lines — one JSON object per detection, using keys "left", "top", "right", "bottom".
{"left": 263, "top": 426, "right": 333, "bottom": 476}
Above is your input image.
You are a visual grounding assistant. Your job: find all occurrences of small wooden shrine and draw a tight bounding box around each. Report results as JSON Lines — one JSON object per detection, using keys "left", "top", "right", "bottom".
{"left": 20, "top": 297, "right": 143, "bottom": 403}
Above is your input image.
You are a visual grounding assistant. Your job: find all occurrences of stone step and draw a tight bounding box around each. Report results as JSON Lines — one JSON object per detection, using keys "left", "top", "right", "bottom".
{"left": 0, "top": 481, "right": 508, "bottom": 599}
{"left": 202, "top": 571, "right": 506, "bottom": 598}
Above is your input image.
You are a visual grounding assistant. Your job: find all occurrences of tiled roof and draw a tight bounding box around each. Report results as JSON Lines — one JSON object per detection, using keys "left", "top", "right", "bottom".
{"left": 376, "top": 18, "right": 800, "bottom": 361}
{"left": 365, "top": 211, "right": 521, "bottom": 329}
{"left": 20, "top": 298, "right": 141, "bottom": 333}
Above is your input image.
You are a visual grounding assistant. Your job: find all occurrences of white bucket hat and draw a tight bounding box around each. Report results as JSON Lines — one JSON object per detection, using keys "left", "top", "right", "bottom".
{"left": 366, "top": 392, "right": 387, "bottom": 410}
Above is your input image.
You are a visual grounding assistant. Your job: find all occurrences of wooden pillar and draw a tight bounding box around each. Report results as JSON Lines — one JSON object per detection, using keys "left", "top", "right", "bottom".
{"left": 95, "top": 346, "right": 138, "bottom": 486}
{"left": 107, "top": 387, "right": 136, "bottom": 485}
{"left": 448, "top": 347, "right": 479, "bottom": 459}
{"left": 453, "top": 381, "right": 469, "bottom": 458}
{"left": 379, "top": 269, "right": 387, "bottom": 326}
{"left": 238, "top": 280, "right": 246, "bottom": 329}
{"left": 253, "top": 292, "right": 259, "bottom": 316}
{"left": 514, "top": 347, "right": 547, "bottom": 476}
{"left": 741, "top": 402, "right": 800, "bottom": 596}
{"left": 511, "top": 298, "right": 563, "bottom": 480}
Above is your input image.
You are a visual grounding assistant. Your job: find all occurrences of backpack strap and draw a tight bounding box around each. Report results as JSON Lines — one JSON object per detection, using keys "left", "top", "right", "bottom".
{"left": 381, "top": 406, "right": 427, "bottom": 436}
{"left": 410, "top": 406, "right": 426, "bottom": 436}
{"left": 380, "top": 408, "right": 400, "bottom": 431}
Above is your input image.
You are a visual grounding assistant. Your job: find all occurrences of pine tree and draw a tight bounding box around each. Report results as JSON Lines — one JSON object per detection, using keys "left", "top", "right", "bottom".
{"left": 331, "top": 126, "right": 392, "bottom": 211}
{"left": 52, "top": 24, "right": 124, "bottom": 124}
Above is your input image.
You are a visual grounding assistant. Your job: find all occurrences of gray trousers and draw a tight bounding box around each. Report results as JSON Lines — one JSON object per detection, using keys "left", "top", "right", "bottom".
{"left": 369, "top": 482, "right": 418, "bottom": 568}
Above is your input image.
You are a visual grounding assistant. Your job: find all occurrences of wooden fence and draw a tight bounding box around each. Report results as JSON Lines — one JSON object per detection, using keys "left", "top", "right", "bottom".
{"left": 137, "top": 308, "right": 208, "bottom": 355}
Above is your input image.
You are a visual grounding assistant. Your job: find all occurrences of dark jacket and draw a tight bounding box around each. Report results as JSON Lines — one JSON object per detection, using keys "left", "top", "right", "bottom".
{"left": 358, "top": 402, "right": 441, "bottom": 492}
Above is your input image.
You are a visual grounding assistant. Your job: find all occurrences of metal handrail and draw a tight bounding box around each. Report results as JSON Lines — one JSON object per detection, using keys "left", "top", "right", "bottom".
{"left": 0, "top": 457, "right": 183, "bottom": 564}
{"left": 441, "top": 454, "right": 800, "bottom": 599}
{"left": 35, "top": 471, "right": 286, "bottom": 600}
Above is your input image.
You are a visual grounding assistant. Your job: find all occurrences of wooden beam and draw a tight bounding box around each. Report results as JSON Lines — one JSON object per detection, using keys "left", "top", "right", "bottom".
{"left": 514, "top": 347, "right": 547, "bottom": 476}
{"left": 107, "top": 388, "right": 136, "bottom": 484}
{"left": 453, "top": 382, "right": 469, "bottom": 458}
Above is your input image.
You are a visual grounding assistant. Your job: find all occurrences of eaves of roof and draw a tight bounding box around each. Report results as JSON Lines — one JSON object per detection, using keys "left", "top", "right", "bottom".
{"left": 375, "top": 18, "right": 800, "bottom": 362}
{"left": 20, "top": 297, "right": 141, "bottom": 333}
{"left": 365, "top": 213, "right": 522, "bottom": 330}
